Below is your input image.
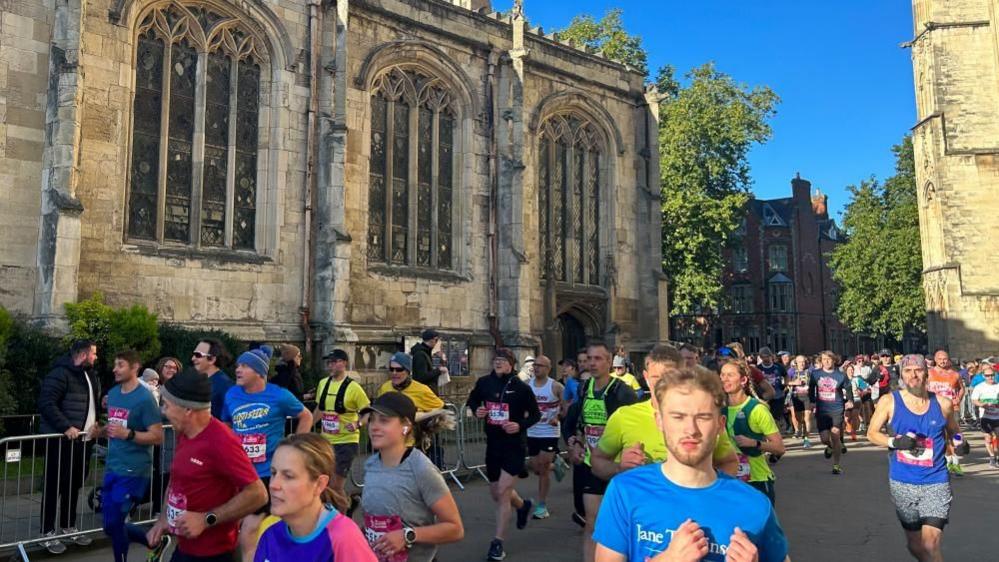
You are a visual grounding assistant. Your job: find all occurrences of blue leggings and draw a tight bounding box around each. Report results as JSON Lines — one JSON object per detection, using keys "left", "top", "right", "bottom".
{"left": 102, "top": 472, "right": 152, "bottom": 562}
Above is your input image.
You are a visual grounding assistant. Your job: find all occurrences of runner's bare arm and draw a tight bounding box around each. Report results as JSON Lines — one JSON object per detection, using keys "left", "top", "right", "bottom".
{"left": 594, "top": 544, "right": 627, "bottom": 562}
{"left": 413, "top": 493, "right": 465, "bottom": 545}
{"left": 760, "top": 431, "right": 785, "bottom": 456}
{"left": 294, "top": 407, "right": 313, "bottom": 434}
{"left": 133, "top": 422, "right": 164, "bottom": 446}
{"left": 939, "top": 397, "right": 959, "bottom": 439}
{"left": 757, "top": 379, "right": 776, "bottom": 401}
{"left": 712, "top": 449, "right": 739, "bottom": 477}
{"left": 589, "top": 444, "right": 622, "bottom": 480}
{"left": 866, "top": 393, "right": 894, "bottom": 447}
{"left": 213, "top": 479, "right": 268, "bottom": 525}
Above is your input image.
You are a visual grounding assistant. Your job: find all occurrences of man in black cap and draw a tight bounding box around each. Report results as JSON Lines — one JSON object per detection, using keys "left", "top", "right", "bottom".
{"left": 411, "top": 329, "right": 442, "bottom": 396}
{"left": 869, "top": 349, "right": 900, "bottom": 403}
{"left": 314, "top": 349, "right": 370, "bottom": 504}
{"left": 146, "top": 369, "right": 267, "bottom": 561}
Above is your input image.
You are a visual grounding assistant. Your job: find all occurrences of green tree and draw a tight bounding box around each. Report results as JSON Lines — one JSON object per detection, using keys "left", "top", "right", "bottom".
{"left": 557, "top": 9, "right": 648, "bottom": 74}
{"left": 658, "top": 63, "right": 779, "bottom": 313}
{"left": 829, "top": 136, "right": 925, "bottom": 340}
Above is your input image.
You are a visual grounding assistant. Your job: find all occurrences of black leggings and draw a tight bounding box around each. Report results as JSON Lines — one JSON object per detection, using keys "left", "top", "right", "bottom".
{"left": 572, "top": 463, "right": 586, "bottom": 516}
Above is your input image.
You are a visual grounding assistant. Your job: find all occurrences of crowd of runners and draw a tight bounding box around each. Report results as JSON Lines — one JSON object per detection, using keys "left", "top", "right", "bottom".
{"left": 30, "top": 332, "right": 997, "bottom": 561}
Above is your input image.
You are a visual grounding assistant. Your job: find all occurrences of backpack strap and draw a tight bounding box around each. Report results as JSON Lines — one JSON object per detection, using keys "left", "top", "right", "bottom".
{"left": 318, "top": 377, "right": 335, "bottom": 412}
{"left": 333, "top": 377, "right": 353, "bottom": 414}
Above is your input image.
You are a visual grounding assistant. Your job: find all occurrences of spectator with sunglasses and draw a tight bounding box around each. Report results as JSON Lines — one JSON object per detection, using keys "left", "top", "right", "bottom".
{"left": 376, "top": 352, "right": 444, "bottom": 413}
{"left": 192, "top": 338, "right": 234, "bottom": 419}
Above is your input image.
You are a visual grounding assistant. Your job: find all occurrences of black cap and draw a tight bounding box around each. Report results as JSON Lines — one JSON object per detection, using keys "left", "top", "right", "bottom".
{"left": 323, "top": 349, "right": 349, "bottom": 362}
{"left": 421, "top": 329, "right": 440, "bottom": 341}
{"left": 360, "top": 392, "right": 417, "bottom": 424}
{"left": 161, "top": 367, "right": 212, "bottom": 409}
{"left": 879, "top": 348, "right": 892, "bottom": 357}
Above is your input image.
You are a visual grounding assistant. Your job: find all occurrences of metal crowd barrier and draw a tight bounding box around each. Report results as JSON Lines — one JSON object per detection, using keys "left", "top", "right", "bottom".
{"left": 0, "top": 397, "right": 537, "bottom": 557}
{"left": 0, "top": 429, "right": 171, "bottom": 559}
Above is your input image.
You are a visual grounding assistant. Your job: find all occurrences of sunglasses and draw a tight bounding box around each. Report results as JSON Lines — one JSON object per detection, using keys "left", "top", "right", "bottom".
{"left": 192, "top": 351, "right": 213, "bottom": 359}
{"left": 388, "top": 367, "right": 408, "bottom": 373}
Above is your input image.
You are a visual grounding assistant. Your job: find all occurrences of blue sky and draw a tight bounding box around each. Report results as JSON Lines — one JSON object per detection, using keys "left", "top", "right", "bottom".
{"left": 492, "top": 1, "right": 916, "bottom": 217}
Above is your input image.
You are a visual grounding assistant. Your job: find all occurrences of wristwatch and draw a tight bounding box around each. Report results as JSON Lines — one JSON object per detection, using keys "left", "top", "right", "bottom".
{"left": 126, "top": 429, "right": 136, "bottom": 441}
{"left": 205, "top": 512, "right": 219, "bottom": 527}
{"left": 403, "top": 526, "right": 417, "bottom": 548}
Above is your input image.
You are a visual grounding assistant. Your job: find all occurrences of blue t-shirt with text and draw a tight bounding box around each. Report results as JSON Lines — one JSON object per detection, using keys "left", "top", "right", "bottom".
{"left": 593, "top": 464, "right": 788, "bottom": 562}
{"left": 223, "top": 384, "right": 304, "bottom": 477}
{"left": 106, "top": 383, "right": 161, "bottom": 477}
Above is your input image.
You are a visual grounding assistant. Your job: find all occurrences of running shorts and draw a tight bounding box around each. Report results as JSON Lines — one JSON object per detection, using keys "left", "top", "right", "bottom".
{"left": 579, "top": 462, "right": 609, "bottom": 496}
{"left": 889, "top": 480, "right": 951, "bottom": 531}
{"left": 527, "top": 437, "right": 559, "bottom": 457}
{"left": 333, "top": 443, "right": 360, "bottom": 477}
{"left": 816, "top": 411, "right": 844, "bottom": 432}
{"left": 791, "top": 395, "right": 810, "bottom": 413}
{"left": 981, "top": 417, "right": 999, "bottom": 435}
{"left": 485, "top": 442, "right": 527, "bottom": 483}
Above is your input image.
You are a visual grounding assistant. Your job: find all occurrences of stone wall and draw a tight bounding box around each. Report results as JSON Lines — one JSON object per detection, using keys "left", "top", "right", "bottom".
{"left": 911, "top": 0, "right": 999, "bottom": 358}
{"left": 0, "top": 0, "right": 666, "bottom": 373}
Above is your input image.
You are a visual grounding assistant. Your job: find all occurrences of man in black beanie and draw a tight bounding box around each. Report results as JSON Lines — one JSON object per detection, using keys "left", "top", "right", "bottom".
{"left": 145, "top": 369, "right": 266, "bottom": 561}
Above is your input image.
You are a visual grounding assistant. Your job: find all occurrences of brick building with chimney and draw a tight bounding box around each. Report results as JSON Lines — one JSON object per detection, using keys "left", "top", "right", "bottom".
{"left": 672, "top": 175, "right": 913, "bottom": 357}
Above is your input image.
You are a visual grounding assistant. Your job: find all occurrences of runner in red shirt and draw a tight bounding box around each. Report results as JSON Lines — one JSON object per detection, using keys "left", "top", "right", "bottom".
{"left": 146, "top": 369, "right": 267, "bottom": 561}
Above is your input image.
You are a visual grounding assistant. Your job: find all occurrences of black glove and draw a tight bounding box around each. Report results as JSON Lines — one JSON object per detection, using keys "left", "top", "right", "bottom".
{"left": 954, "top": 439, "right": 970, "bottom": 456}
{"left": 889, "top": 434, "right": 917, "bottom": 451}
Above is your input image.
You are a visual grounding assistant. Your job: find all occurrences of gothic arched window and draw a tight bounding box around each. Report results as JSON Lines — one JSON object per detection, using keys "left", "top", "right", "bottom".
{"left": 127, "top": 2, "right": 266, "bottom": 250}
{"left": 368, "top": 67, "right": 457, "bottom": 270}
{"left": 538, "top": 115, "right": 602, "bottom": 286}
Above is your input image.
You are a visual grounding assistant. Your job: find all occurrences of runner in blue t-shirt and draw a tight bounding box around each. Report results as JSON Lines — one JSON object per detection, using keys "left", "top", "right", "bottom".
{"left": 223, "top": 346, "right": 313, "bottom": 489}
{"left": 808, "top": 351, "right": 854, "bottom": 475}
{"left": 593, "top": 367, "right": 789, "bottom": 562}
{"left": 102, "top": 350, "right": 164, "bottom": 562}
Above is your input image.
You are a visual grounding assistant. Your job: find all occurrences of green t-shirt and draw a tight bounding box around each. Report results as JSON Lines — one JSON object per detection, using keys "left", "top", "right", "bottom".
{"left": 597, "top": 399, "right": 736, "bottom": 464}
{"left": 726, "top": 397, "right": 779, "bottom": 483}
{"left": 315, "top": 376, "right": 371, "bottom": 445}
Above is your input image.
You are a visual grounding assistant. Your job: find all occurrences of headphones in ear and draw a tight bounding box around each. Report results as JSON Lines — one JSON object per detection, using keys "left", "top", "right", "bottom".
{"left": 402, "top": 427, "right": 409, "bottom": 435}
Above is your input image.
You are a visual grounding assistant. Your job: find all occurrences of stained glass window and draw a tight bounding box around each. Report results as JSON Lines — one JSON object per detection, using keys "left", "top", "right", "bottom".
{"left": 368, "top": 68, "right": 456, "bottom": 270}
{"left": 538, "top": 115, "right": 603, "bottom": 286}
{"left": 126, "top": 2, "right": 265, "bottom": 251}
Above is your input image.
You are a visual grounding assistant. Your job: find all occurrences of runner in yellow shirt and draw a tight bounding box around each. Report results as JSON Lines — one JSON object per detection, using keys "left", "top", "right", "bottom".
{"left": 611, "top": 356, "right": 642, "bottom": 392}
{"left": 592, "top": 345, "right": 739, "bottom": 480}
{"left": 375, "top": 352, "right": 444, "bottom": 412}
{"left": 313, "top": 349, "right": 370, "bottom": 505}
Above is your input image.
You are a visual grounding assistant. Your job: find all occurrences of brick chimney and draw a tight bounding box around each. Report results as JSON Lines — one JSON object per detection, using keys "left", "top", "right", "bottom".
{"left": 811, "top": 188, "right": 828, "bottom": 219}
{"left": 791, "top": 172, "right": 811, "bottom": 203}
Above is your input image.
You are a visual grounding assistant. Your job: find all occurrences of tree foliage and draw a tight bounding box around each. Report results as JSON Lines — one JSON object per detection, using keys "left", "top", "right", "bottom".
{"left": 829, "top": 136, "right": 925, "bottom": 340}
{"left": 557, "top": 9, "right": 648, "bottom": 74}
{"left": 64, "top": 293, "right": 161, "bottom": 380}
{"left": 658, "top": 64, "right": 779, "bottom": 313}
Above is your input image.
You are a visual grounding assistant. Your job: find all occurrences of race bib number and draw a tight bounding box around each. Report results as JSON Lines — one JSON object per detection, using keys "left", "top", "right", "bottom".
{"left": 108, "top": 407, "right": 129, "bottom": 429}
{"left": 486, "top": 401, "right": 509, "bottom": 426}
{"left": 166, "top": 490, "right": 187, "bottom": 533}
{"left": 364, "top": 514, "right": 408, "bottom": 562}
{"left": 539, "top": 402, "right": 558, "bottom": 423}
{"left": 736, "top": 453, "right": 752, "bottom": 482}
{"left": 818, "top": 378, "right": 837, "bottom": 402}
{"left": 981, "top": 399, "right": 999, "bottom": 418}
{"left": 322, "top": 413, "right": 341, "bottom": 434}
{"left": 241, "top": 434, "right": 267, "bottom": 463}
{"left": 927, "top": 381, "right": 955, "bottom": 400}
{"left": 584, "top": 425, "right": 605, "bottom": 449}
{"left": 896, "top": 436, "right": 934, "bottom": 467}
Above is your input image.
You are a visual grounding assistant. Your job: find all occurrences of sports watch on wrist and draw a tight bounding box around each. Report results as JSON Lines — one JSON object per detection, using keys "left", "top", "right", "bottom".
{"left": 205, "top": 512, "right": 219, "bottom": 527}
{"left": 403, "top": 526, "right": 417, "bottom": 548}
{"left": 126, "top": 429, "right": 136, "bottom": 441}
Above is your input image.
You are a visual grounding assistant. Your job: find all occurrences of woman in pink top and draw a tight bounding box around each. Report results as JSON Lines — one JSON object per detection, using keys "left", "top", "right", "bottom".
{"left": 246, "top": 434, "right": 376, "bottom": 562}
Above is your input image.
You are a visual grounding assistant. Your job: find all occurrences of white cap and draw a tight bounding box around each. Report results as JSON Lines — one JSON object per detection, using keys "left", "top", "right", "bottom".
{"left": 612, "top": 356, "right": 626, "bottom": 368}
{"left": 141, "top": 368, "right": 160, "bottom": 383}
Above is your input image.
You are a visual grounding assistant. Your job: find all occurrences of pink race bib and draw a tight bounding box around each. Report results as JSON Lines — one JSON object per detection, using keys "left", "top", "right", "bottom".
{"left": 364, "top": 513, "right": 408, "bottom": 562}
{"left": 241, "top": 434, "right": 267, "bottom": 463}
{"left": 486, "top": 401, "right": 509, "bottom": 426}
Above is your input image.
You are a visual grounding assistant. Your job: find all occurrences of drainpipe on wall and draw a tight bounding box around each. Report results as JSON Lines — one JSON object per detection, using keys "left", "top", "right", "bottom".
{"left": 301, "top": 0, "right": 324, "bottom": 354}
{"left": 486, "top": 49, "right": 503, "bottom": 347}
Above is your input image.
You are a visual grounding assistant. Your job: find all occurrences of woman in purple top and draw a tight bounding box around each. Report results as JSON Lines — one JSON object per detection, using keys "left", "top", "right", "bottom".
{"left": 250, "top": 434, "right": 376, "bottom": 562}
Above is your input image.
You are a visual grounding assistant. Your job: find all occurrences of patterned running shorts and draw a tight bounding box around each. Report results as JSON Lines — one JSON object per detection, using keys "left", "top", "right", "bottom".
{"left": 889, "top": 479, "right": 952, "bottom": 531}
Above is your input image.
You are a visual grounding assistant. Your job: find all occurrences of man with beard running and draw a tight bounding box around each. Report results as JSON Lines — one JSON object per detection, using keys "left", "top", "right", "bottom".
{"left": 564, "top": 342, "right": 638, "bottom": 562}
{"left": 466, "top": 348, "right": 541, "bottom": 561}
{"left": 867, "top": 354, "right": 964, "bottom": 562}
{"left": 593, "top": 367, "right": 789, "bottom": 562}
{"left": 809, "top": 351, "right": 853, "bottom": 475}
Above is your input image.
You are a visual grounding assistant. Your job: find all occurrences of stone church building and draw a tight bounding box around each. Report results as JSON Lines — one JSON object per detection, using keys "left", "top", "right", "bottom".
{"left": 0, "top": 0, "right": 667, "bottom": 372}
{"left": 910, "top": 0, "right": 999, "bottom": 358}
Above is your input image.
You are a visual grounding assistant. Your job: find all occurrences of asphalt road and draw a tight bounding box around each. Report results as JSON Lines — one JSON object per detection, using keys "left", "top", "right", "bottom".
{"left": 13, "top": 431, "right": 999, "bottom": 561}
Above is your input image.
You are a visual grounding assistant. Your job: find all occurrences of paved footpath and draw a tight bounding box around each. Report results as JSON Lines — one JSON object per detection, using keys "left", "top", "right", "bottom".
{"left": 13, "top": 431, "right": 999, "bottom": 561}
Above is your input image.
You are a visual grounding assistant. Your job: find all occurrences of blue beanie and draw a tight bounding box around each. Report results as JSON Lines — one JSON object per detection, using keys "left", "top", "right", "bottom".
{"left": 389, "top": 351, "right": 413, "bottom": 373}
{"left": 237, "top": 345, "right": 273, "bottom": 377}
